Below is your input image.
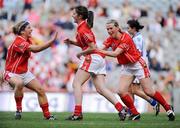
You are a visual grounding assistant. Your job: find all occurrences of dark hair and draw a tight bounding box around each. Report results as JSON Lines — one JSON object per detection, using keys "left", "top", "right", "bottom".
{"left": 127, "top": 19, "right": 144, "bottom": 31}
{"left": 12, "top": 21, "right": 30, "bottom": 35}
{"left": 74, "top": 6, "right": 94, "bottom": 28}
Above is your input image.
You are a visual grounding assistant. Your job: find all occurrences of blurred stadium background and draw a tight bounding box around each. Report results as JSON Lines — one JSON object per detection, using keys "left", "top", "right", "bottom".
{"left": 0, "top": 0, "right": 180, "bottom": 115}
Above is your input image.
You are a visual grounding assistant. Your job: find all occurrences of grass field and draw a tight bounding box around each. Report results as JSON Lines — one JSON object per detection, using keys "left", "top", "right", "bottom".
{"left": 0, "top": 112, "right": 180, "bottom": 128}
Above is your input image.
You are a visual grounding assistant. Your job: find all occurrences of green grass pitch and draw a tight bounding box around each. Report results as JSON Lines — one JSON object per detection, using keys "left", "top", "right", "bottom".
{"left": 0, "top": 112, "right": 180, "bottom": 128}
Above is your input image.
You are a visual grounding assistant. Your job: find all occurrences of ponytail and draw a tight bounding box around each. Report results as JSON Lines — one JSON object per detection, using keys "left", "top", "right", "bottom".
{"left": 87, "top": 11, "right": 94, "bottom": 28}
{"left": 74, "top": 6, "right": 94, "bottom": 28}
{"left": 12, "top": 25, "right": 19, "bottom": 35}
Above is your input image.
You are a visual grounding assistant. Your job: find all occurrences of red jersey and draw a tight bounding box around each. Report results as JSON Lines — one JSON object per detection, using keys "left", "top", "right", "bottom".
{"left": 103, "top": 32, "right": 141, "bottom": 64}
{"left": 76, "top": 20, "right": 104, "bottom": 57}
{"left": 5, "top": 36, "right": 31, "bottom": 74}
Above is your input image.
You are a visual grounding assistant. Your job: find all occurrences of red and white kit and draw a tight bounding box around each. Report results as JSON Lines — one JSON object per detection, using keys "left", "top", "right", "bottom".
{"left": 76, "top": 20, "right": 106, "bottom": 75}
{"left": 3, "top": 36, "right": 35, "bottom": 85}
{"left": 103, "top": 32, "right": 150, "bottom": 79}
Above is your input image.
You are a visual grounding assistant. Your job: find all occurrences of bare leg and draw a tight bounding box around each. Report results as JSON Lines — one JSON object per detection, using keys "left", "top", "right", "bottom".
{"left": 92, "top": 74, "right": 126, "bottom": 121}
{"left": 72, "top": 69, "right": 90, "bottom": 105}
{"left": 140, "top": 78, "right": 175, "bottom": 121}
{"left": 92, "top": 74, "right": 120, "bottom": 105}
{"left": 9, "top": 77, "right": 24, "bottom": 111}
{"left": 128, "top": 84, "right": 135, "bottom": 100}
{"left": 26, "top": 79, "right": 48, "bottom": 104}
{"left": 130, "top": 84, "right": 152, "bottom": 102}
{"left": 65, "top": 69, "right": 90, "bottom": 120}
{"left": 8, "top": 77, "right": 24, "bottom": 120}
{"left": 118, "top": 75, "right": 140, "bottom": 117}
{"left": 26, "top": 79, "right": 53, "bottom": 119}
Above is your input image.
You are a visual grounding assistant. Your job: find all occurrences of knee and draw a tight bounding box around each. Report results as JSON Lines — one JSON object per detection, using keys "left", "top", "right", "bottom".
{"left": 117, "top": 89, "right": 126, "bottom": 96}
{"left": 15, "top": 81, "right": 24, "bottom": 90}
{"left": 72, "top": 83, "right": 76, "bottom": 89}
{"left": 72, "top": 80, "right": 82, "bottom": 89}
{"left": 128, "top": 85, "right": 135, "bottom": 94}
{"left": 36, "top": 87, "right": 46, "bottom": 96}
{"left": 132, "top": 87, "right": 138, "bottom": 94}
{"left": 118, "top": 86, "right": 129, "bottom": 95}
{"left": 118, "top": 92, "right": 127, "bottom": 98}
{"left": 96, "top": 87, "right": 103, "bottom": 95}
{"left": 143, "top": 88, "right": 154, "bottom": 97}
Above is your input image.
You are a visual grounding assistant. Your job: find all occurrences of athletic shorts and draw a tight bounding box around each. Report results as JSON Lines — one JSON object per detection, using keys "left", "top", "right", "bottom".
{"left": 79, "top": 54, "right": 106, "bottom": 75}
{"left": 3, "top": 71, "right": 35, "bottom": 86}
{"left": 120, "top": 57, "right": 150, "bottom": 80}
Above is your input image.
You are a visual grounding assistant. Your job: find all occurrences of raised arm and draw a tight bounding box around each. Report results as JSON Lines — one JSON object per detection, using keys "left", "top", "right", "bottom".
{"left": 29, "top": 32, "right": 58, "bottom": 53}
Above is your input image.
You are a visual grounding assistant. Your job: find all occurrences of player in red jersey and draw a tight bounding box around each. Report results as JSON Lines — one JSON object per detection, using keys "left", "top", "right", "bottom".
{"left": 99, "top": 19, "right": 175, "bottom": 121}
{"left": 64, "top": 6, "right": 126, "bottom": 121}
{"left": 3, "top": 21, "right": 57, "bottom": 120}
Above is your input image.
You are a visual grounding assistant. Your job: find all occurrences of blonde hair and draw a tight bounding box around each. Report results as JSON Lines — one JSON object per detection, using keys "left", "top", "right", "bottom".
{"left": 106, "top": 19, "right": 119, "bottom": 27}
{"left": 12, "top": 21, "right": 29, "bottom": 35}
{"left": 106, "top": 19, "right": 122, "bottom": 32}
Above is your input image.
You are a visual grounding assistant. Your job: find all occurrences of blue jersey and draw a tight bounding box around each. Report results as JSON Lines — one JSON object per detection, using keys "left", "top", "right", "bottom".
{"left": 132, "top": 32, "right": 148, "bottom": 63}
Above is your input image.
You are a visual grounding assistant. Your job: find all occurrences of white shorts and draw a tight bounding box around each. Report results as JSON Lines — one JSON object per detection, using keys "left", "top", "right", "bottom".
{"left": 3, "top": 71, "right": 35, "bottom": 86}
{"left": 79, "top": 54, "right": 106, "bottom": 75}
{"left": 120, "top": 58, "right": 150, "bottom": 80}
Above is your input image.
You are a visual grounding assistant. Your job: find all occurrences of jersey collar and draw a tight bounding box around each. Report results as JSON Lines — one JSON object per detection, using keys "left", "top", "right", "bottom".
{"left": 77, "top": 20, "right": 86, "bottom": 30}
{"left": 17, "top": 35, "right": 26, "bottom": 41}
{"left": 133, "top": 32, "right": 141, "bottom": 38}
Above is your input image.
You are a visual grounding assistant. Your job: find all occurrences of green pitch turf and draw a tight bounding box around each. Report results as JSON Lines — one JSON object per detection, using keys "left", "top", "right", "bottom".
{"left": 0, "top": 112, "right": 179, "bottom": 128}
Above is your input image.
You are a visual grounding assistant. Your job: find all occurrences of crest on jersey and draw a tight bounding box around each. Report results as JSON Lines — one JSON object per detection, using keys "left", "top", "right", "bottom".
{"left": 18, "top": 43, "right": 26, "bottom": 50}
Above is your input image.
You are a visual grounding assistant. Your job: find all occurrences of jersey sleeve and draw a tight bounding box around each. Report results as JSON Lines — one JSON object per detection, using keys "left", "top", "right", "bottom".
{"left": 81, "top": 31, "right": 94, "bottom": 43}
{"left": 14, "top": 41, "right": 30, "bottom": 53}
{"left": 103, "top": 38, "right": 111, "bottom": 49}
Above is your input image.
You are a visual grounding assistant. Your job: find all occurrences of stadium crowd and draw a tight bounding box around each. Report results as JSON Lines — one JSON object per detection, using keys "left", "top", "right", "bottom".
{"left": 0, "top": 0, "right": 180, "bottom": 95}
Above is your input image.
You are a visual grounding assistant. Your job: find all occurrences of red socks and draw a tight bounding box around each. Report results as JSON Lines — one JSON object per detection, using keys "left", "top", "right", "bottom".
{"left": 115, "top": 102, "right": 123, "bottom": 112}
{"left": 121, "top": 94, "right": 139, "bottom": 115}
{"left": 40, "top": 103, "right": 51, "bottom": 118}
{"left": 153, "top": 91, "right": 171, "bottom": 111}
{"left": 74, "top": 105, "right": 82, "bottom": 116}
{"left": 15, "top": 96, "right": 23, "bottom": 112}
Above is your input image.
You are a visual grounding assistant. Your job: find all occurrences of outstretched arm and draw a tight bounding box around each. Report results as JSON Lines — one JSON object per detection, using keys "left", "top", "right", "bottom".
{"left": 29, "top": 32, "right": 58, "bottom": 53}
{"left": 0, "top": 71, "right": 3, "bottom": 86}
{"left": 64, "top": 38, "right": 79, "bottom": 47}
{"left": 100, "top": 47, "right": 123, "bottom": 57}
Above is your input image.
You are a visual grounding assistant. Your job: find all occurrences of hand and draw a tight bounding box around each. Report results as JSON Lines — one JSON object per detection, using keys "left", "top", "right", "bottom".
{"left": 99, "top": 49, "right": 105, "bottom": 54}
{"left": 76, "top": 53, "right": 83, "bottom": 59}
{"left": 64, "top": 38, "right": 71, "bottom": 44}
{"left": 49, "top": 32, "right": 58, "bottom": 43}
